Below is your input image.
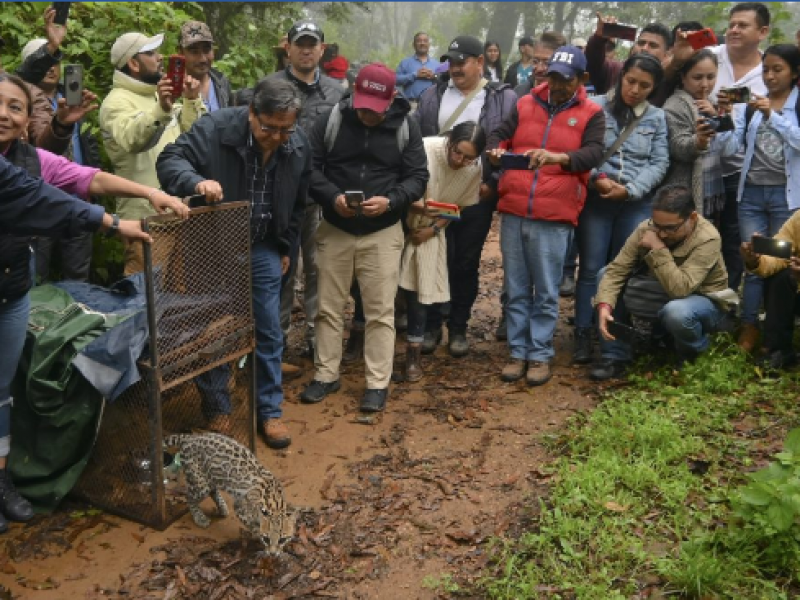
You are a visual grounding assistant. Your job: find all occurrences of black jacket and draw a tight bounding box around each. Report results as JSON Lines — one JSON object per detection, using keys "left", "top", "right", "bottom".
{"left": 308, "top": 96, "right": 429, "bottom": 237}
{"left": 209, "top": 68, "right": 233, "bottom": 109}
{"left": 266, "top": 68, "right": 344, "bottom": 134}
{"left": 156, "top": 106, "right": 309, "bottom": 256}
{"left": 504, "top": 60, "right": 529, "bottom": 88}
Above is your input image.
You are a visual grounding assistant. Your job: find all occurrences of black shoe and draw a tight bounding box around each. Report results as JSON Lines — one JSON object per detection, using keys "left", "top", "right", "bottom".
{"left": 559, "top": 273, "right": 576, "bottom": 297}
{"left": 590, "top": 359, "right": 629, "bottom": 381}
{"left": 0, "top": 509, "right": 7, "bottom": 534}
{"left": 495, "top": 313, "right": 507, "bottom": 341}
{"left": 421, "top": 328, "right": 442, "bottom": 355}
{"left": 0, "top": 469, "right": 34, "bottom": 522}
{"left": 449, "top": 332, "right": 469, "bottom": 357}
{"left": 572, "top": 328, "right": 593, "bottom": 365}
{"left": 758, "top": 349, "right": 798, "bottom": 371}
{"left": 360, "top": 388, "right": 388, "bottom": 413}
{"left": 299, "top": 379, "right": 341, "bottom": 404}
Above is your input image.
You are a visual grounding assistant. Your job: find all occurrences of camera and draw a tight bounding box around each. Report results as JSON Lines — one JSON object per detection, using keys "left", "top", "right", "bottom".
{"left": 699, "top": 112, "right": 734, "bottom": 133}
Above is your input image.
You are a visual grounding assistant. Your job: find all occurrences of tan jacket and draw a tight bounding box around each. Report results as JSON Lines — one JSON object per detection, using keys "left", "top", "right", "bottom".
{"left": 99, "top": 71, "right": 206, "bottom": 219}
{"left": 751, "top": 210, "right": 800, "bottom": 290}
{"left": 595, "top": 216, "right": 730, "bottom": 309}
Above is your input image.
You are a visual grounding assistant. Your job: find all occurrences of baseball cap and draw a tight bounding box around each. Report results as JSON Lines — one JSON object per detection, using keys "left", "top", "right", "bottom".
{"left": 572, "top": 37, "right": 588, "bottom": 49}
{"left": 440, "top": 36, "right": 483, "bottom": 62}
{"left": 519, "top": 36, "right": 535, "bottom": 48}
{"left": 353, "top": 63, "right": 396, "bottom": 113}
{"left": 180, "top": 21, "right": 214, "bottom": 48}
{"left": 546, "top": 45, "right": 588, "bottom": 79}
{"left": 288, "top": 21, "right": 324, "bottom": 44}
{"left": 111, "top": 32, "right": 164, "bottom": 69}
{"left": 21, "top": 38, "right": 48, "bottom": 63}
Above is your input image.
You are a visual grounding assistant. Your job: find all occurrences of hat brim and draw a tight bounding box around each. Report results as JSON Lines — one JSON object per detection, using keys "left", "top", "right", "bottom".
{"left": 290, "top": 32, "right": 321, "bottom": 44}
{"left": 440, "top": 50, "right": 477, "bottom": 63}
{"left": 352, "top": 92, "right": 392, "bottom": 113}
{"left": 139, "top": 33, "right": 164, "bottom": 54}
{"left": 546, "top": 64, "right": 579, "bottom": 79}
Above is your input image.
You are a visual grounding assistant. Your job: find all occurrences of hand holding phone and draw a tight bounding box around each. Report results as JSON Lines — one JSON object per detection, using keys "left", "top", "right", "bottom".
{"left": 686, "top": 28, "right": 718, "bottom": 50}
{"left": 344, "top": 191, "right": 365, "bottom": 210}
{"left": 601, "top": 22, "right": 638, "bottom": 42}
{"left": 721, "top": 86, "right": 751, "bottom": 104}
{"left": 752, "top": 235, "right": 793, "bottom": 259}
{"left": 606, "top": 320, "right": 638, "bottom": 344}
{"left": 52, "top": 2, "right": 70, "bottom": 26}
{"left": 500, "top": 153, "right": 532, "bottom": 170}
{"left": 167, "top": 55, "right": 186, "bottom": 98}
{"left": 63, "top": 64, "right": 83, "bottom": 106}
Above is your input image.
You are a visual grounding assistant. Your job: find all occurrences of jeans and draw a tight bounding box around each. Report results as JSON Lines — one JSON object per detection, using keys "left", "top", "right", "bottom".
{"left": 738, "top": 184, "right": 796, "bottom": 325}
{"left": 600, "top": 293, "right": 726, "bottom": 362}
{"left": 763, "top": 269, "right": 800, "bottom": 354}
{"left": 720, "top": 174, "right": 744, "bottom": 290}
{"left": 563, "top": 237, "right": 578, "bottom": 278}
{"left": 500, "top": 214, "right": 573, "bottom": 363}
{"left": 404, "top": 289, "right": 429, "bottom": 343}
{"left": 575, "top": 194, "right": 652, "bottom": 329}
{"left": 427, "top": 200, "right": 494, "bottom": 334}
{"left": 195, "top": 240, "right": 284, "bottom": 422}
{"left": 0, "top": 293, "right": 30, "bottom": 458}
{"left": 279, "top": 204, "right": 320, "bottom": 341}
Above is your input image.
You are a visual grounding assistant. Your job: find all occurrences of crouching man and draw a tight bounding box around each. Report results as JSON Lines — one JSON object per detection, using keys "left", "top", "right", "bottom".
{"left": 590, "top": 185, "right": 737, "bottom": 379}
{"left": 740, "top": 210, "right": 800, "bottom": 369}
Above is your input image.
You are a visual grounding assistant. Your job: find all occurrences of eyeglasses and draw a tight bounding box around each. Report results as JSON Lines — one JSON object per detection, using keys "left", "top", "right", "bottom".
{"left": 648, "top": 217, "right": 687, "bottom": 233}
{"left": 450, "top": 147, "right": 478, "bottom": 165}
{"left": 255, "top": 123, "right": 297, "bottom": 136}
{"left": 531, "top": 58, "right": 550, "bottom": 67}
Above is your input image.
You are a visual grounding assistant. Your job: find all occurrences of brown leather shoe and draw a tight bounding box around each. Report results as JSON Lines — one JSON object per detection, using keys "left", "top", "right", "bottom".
{"left": 261, "top": 418, "right": 291, "bottom": 450}
{"left": 281, "top": 362, "right": 302, "bottom": 380}
{"left": 526, "top": 361, "right": 552, "bottom": 386}
{"left": 501, "top": 358, "right": 527, "bottom": 382}
{"left": 737, "top": 323, "right": 760, "bottom": 353}
{"left": 206, "top": 414, "right": 232, "bottom": 436}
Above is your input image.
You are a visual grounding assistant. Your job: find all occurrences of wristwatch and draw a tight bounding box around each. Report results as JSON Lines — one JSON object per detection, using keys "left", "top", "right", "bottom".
{"left": 105, "top": 213, "right": 120, "bottom": 238}
{"left": 431, "top": 224, "right": 441, "bottom": 235}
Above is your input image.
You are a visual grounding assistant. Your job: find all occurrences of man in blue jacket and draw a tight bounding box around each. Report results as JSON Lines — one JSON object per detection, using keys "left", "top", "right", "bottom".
{"left": 157, "top": 78, "right": 309, "bottom": 450}
{"left": 395, "top": 32, "right": 441, "bottom": 109}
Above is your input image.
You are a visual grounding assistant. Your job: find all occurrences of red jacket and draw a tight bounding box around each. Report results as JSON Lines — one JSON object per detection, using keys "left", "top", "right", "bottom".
{"left": 323, "top": 56, "right": 349, "bottom": 80}
{"left": 494, "top": 83, "right": 605, "bottom": 226}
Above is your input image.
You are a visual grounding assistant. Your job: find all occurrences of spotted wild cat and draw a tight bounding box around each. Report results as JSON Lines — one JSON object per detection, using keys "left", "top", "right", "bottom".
{"left": 164, "top": 433, "right": 296, "bottom": 554}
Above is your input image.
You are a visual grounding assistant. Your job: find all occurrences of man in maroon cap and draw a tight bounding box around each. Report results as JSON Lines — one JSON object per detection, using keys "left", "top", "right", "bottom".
{"left": 300, "top": 63, "right": 429, "bottom": 413}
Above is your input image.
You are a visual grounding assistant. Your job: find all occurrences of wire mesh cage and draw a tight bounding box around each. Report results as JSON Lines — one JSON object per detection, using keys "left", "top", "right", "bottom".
{"left": 72, "top": 202, "right": 256, "bottom": 529}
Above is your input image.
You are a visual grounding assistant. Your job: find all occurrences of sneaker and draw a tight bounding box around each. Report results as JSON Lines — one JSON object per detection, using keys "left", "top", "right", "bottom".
{"left": 495, "top": 313, "right": 508, "bottom": 341}
{"left": 281, "top": 362, "right": 302, "bottom": 380}
{"left": 260, "top": 419, "right": 291, "bottom": 449}
{"left": 572, "top": 327, "right": 593, "bottom": 365}
{"left": 299, "top": 379, "right": 341, "bottom": 404}
{"left": 421, "top": 328, "right": 442, "bottom": 355}
{"left": 559, "top": 273, "right": 576, "bottom": 297}
{"left": 590, "top": 359, "right": 629, "bottom": 381}
{"left": 449, "top": 332, "right": 469, "bottom": 358}
{"left": 360, "top": 388, "right": 388, "bottom": 413}
{"left": 206, "top": 414, "right": 232, "bottom": 436}
{"left": 526, "top": 361, "right": 552, "bottom": 386}
{"left": 737, "top": 323, "right": 760, "bottom": 353}
{"left": 501, "top": 358, "right": 527, "bottom": 382}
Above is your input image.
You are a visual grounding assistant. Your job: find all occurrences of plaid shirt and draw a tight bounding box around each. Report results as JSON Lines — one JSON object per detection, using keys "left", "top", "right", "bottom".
{"left": 246, "top": 133, "right": 278, "bottom": 242}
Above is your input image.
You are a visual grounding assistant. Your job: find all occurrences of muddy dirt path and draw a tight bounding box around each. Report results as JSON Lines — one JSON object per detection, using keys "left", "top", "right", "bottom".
{"left": 1, "top": 217, "right": 597, "bottom": 599}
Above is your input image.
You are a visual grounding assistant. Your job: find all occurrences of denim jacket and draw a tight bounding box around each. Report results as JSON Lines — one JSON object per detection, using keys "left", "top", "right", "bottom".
{"left": 714, "top": 86, "right": 800, "bottom": 211}
{"left": 591, "top": 94, "right": 670, "bottom": 201}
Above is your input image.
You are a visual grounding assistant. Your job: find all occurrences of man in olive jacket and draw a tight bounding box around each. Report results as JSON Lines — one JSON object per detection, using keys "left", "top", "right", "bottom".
{"left": 157, "top": 78, "right": 309, "bottom": 450}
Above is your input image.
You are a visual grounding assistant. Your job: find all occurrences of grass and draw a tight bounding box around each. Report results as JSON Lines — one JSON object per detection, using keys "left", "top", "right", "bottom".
{"left": 477, "top": 336, "right": 800, "bottom": 599}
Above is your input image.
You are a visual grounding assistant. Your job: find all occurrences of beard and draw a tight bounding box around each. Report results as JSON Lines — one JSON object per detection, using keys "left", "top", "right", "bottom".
{"left": 140, "top": 70, "right": 162, "bottom": 85}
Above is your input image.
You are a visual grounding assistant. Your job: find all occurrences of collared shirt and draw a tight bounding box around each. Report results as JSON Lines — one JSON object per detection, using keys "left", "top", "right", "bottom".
{"left": 396, "top": 54, "right": 441, "bottom": 100}
{"left": 438, "top": 80, "right": 486, "bottom": 131}
{"left": 246, "top": 133, "right": 278, "bottom": 242}
{"left": 203, "top": 79, "right": 220, "bottom": 112}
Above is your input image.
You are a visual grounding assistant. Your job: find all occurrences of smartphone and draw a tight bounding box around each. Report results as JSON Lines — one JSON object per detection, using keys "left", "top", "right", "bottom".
{"left": 700, "top": 113, "right": 734, "bottom": 133}
{"left": 63, "top": 64, "right": 83, "bottom": 107}
{"left": 721, "top": 86, "right": 751, "bottom": 104}
{"left": 52, "top": 2, "right": 71, "bottom": 26}
{"left": 500, "top": 153, "right": 531, "bottom": 170}
{"left": 602, "top": 22, "right": 638, "bottom": 42}
{"left": 752, "top": 236, "right": 793, "bottom": 259}
{"left": 344, "top": 191, "right": 365, "bottom": 210}
{"left": 167, "top": 55, "right": 186, "bottom": 97}
{"left": 186, "top": 194, "right": 207, "bottom": 208}
{"left": 686, "top": 28, "right": 718, "bottom": 50}
{"left": 606, "top": 320, "right": 638, "bottom": 344}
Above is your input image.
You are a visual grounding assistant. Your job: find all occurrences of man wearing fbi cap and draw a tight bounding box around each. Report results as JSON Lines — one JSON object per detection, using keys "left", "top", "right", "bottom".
{"left": 300, "top": 63, "right": 428, "bottom": 413}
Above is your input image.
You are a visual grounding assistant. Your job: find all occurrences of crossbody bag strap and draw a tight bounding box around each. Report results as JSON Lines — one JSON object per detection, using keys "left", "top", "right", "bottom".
{"left": 441, "top": 78, "right": 489, "bottom": 133}
{"left": 600, "top": 104, "right": 649, "bottom": 165}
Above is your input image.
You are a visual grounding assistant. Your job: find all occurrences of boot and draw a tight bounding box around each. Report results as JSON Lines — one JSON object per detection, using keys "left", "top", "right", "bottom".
{"left": 405, "top": 344, "right": 423, "bottom": 382}
{"left": 572, "top": 327, "right": 593, "bottom": 365}
{"left": 737, "top": 323, "right": 760, "bottom": 353}
{"left": 342, "top": 328, "right": 365, "bottom": 364}
{"left": 0, "top": 468, "right": 34, "bottom": 522}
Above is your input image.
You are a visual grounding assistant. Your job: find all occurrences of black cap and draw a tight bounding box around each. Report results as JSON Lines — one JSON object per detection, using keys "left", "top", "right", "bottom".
{"left": 440, "top": 35, "right": 483, "bottom": 62}
{"left": 288, "top": 21, "right": 324, "bottom": 44}
{"left": 519, "top": 36, "right": 535, "bottom": 47}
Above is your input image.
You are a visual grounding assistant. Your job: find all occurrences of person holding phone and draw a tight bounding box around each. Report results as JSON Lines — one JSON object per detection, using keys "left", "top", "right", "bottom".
{"left": 572, "top": 53, "right": 670, "bottom": 366}
{"left": 0, "top": 156, "right": 153, "bottom": 535}
{"left": 715, "top": 44, "right": 800, "bottom": 353}
{"left": 591, "top": 185, "right": 735, "bottom": 380}
{"left": 487, "top": 47, "right": 605, "bottom": 386}
{"left": 398, "top": 122, "right": 485, "bottom": 381}
{"left": 740, "top": 210, "right": 800, "bottom": 369}
{"left": 178, "top": 20, "right": 233, "bottom": 111}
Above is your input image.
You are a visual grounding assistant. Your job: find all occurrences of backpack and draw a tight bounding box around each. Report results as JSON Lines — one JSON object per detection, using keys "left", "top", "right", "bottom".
{"left": 744, "top": 98, "right": 800, "bottom": 133}
{"left": 323, "top": 102, "right": 410, "bottom": 153}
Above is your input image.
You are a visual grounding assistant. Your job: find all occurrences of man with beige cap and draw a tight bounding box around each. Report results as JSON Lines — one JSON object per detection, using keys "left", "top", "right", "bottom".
{"left": 178, "top": 20, "right": 232, "bottom": 111}
{"left": 99, "top": 31, "right": 206, "bottom": 274}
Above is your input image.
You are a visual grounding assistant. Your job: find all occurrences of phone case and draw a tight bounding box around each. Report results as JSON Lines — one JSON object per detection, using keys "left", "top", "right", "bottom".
{"left": 63, "top": 64, "right": 83, "bottom": 107}
{"left": 53, "top": 2, "right": 71, "bottom": 25}
{"left": 687, "top": 28, "right": 718, "bottom": 50}
{"left": 722, "top": 87, "right": 751, "bottom": 104}
{"left": 168, "top": 55, "right": 186, "bottom": 97}
{"left": 426, "top": 201, "right": 461, "bottom": 221}
{"left": 602, "top": 22, "right": 638, "bottom": 42}
{"left": 752, "top": 236, "right": 793, "bottom": 259}
{"left": 500, "top": 153, "right": 531, "bottom": 170}
{"left": 344, "top": 191, "right": 364, "bottom": 209}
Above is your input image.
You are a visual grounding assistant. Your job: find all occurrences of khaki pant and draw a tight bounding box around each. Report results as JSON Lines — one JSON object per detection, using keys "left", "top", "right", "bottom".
{"left": 314, "top": 219, "right": 404, "bottom": 388}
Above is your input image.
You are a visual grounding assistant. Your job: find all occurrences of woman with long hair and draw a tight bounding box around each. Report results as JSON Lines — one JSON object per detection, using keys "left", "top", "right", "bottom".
{"left": 573, "top": 53, "right": 670, "bottom": 365}
{"left": 483, "top": 40, "right": 503, "bottom": 83}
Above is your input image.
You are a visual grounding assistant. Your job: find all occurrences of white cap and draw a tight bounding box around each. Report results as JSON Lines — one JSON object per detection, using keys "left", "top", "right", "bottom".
{"left": 572, "top": 37, "right": 588, "bottom": 49}
{"left": 110, "top": 32, "right": 164, "bottom": 69}
{"left": 21, "top": 38, "right": 48, "bottom": 63}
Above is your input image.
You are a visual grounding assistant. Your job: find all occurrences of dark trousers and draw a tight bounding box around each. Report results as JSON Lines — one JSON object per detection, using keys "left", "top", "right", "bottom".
{"left": 427, "top": 200, "right": 494, "bottom": 334}
{"left": 720, "top": 174, "right": 744, "bottom": 290}
{"left": 763, "top": 269, "right": 800, "bottom": 354}
{"left": 33, "top": 232, "right": 93, "bottom": 282}
{"left": 403, "top": 289, "right": 429, "bottom": 342}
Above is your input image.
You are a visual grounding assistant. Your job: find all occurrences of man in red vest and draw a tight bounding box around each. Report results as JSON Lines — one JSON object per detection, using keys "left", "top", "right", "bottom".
{"left": 487, "top": 46, "right": 606, "bottom": 386}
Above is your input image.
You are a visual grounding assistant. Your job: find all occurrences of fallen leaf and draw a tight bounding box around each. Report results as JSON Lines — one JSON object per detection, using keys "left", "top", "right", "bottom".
{"left": 604, "top": 501, "right": 629, "bottom": 512}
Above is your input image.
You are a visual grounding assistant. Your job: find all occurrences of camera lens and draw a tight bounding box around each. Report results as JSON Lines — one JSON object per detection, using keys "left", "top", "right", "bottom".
{"left": 69, "top": 81, "right": 79, "bottom": 91}
{"left": 66, "top": 66, "right": 73, "bottom": 74}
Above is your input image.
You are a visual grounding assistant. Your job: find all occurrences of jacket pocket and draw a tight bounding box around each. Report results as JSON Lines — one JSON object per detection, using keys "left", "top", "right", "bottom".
{"left": 632, "top": 127, "right": 656, "bottom": 155}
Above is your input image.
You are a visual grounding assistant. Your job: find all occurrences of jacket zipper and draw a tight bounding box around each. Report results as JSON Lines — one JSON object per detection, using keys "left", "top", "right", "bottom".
{"left": 527, "top": 112, "right": 555, "bottom": 218}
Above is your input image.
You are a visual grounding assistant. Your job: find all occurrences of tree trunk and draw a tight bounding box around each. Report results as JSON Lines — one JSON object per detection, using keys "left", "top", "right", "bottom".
{"left": 486, "top": 3, "right": 523, "bottom": 61}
